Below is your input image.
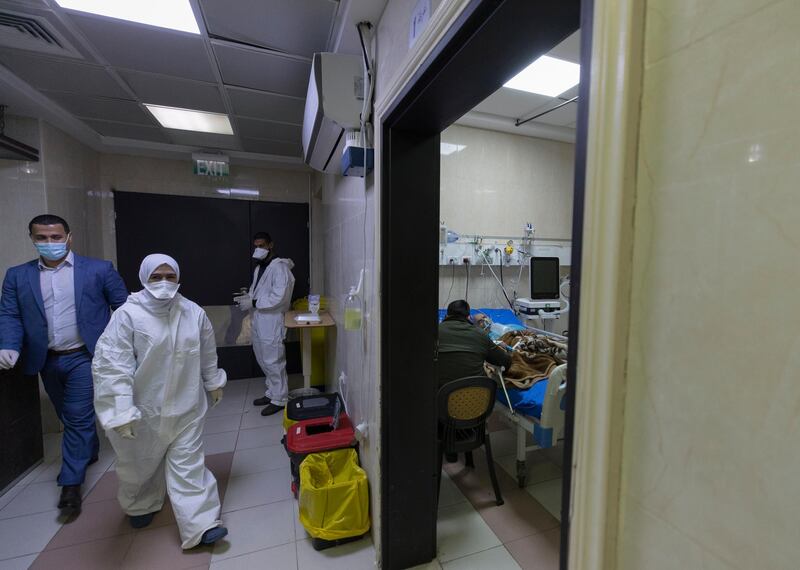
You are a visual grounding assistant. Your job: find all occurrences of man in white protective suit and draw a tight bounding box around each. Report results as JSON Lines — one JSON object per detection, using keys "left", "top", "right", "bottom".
{"left": 234, "top": 232, "right": 295, "bottom": 417}
{"left": 92, "top": 254, "right": 229, "bottom": 548}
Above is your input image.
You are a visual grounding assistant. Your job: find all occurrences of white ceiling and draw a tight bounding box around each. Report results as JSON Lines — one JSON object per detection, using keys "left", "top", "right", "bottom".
{"left": 0, "top": 0, "right": 385, "bottom": 166}
{"left": 462, "top": 30, "right": 581, "bottom": 141}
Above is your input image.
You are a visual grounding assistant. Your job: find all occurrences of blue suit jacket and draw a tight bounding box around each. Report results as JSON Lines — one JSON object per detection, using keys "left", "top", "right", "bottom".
{"left": 0, "top": 254, "right": 129, "bottom": 375}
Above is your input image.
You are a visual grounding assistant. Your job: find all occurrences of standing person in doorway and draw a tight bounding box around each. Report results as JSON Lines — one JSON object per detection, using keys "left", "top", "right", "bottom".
{"left": 0, "top": 214, "right": 128, "bottom": 519}
{"left": 234, "top": 232, "right": 295, "bottom": 416}
{"left": 92, "top": 254, "right": 229, "bottom": 548}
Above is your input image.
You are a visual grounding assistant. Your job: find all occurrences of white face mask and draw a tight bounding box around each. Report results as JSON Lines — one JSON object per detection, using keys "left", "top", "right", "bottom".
{"left": 252, "top": 247, "right": 269, "bottom": 260}
{"left": 145, "top": 280, "right": 180, "bottom": 300}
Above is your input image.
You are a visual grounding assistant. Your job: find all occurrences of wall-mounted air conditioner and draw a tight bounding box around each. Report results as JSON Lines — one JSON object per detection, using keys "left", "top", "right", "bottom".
{"left": 301, "top": 53, "right": 363, "bottom": 173}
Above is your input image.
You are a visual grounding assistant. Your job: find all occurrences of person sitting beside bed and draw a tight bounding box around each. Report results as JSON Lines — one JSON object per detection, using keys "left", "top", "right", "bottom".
{"left": 437, "top": 300, "right": 512, "bottom": 389}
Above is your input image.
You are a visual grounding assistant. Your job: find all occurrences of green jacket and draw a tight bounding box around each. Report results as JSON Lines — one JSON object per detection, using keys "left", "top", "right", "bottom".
{"left": 437, "top": 317, "right": 512, "bottom": 388}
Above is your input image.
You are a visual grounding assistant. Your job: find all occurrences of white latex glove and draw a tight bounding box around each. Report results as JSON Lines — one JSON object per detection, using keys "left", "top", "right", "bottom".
{"left": 234, "top": 294, "right": 252, "bottom": 313}
{"left": 0, "top": 349, "right": 20, "bottom": 370}
{"left": 114, "top": 422, "right": 136, "bottom": 440}
{"left": 209, "top": 388, "right": 223, "bottom": 407}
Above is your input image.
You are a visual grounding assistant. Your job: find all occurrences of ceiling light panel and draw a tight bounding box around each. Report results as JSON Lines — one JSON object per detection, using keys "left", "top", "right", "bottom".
{"left": 55, "top": 0, "right": 200, "bottom": 34}
{"left": 504, "top": 55, "right": 580, "bottom": 97}
{"left": 145, "top": 104, "right": 233, "bottom": 135}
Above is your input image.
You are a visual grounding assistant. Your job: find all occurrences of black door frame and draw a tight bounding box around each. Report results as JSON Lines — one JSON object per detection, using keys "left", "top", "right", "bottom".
{"left": 380, "top": 1, "right": 587, "bottom": 569}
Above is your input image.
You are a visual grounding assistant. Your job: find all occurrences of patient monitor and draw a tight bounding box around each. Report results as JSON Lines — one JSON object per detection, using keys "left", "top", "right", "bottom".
{"left": 516, "top": 257, "right": 562, "bottom": 315}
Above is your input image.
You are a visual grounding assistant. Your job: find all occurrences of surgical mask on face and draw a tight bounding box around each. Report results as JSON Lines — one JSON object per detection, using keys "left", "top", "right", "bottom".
{"left": 252, "top": 247, "right": 269, "bottom": 260}
{"left": 34, "top": 240, "right": 69, "bottom": 261}
{"left": 145, "top": 280, "right": 180, "bottom": 300}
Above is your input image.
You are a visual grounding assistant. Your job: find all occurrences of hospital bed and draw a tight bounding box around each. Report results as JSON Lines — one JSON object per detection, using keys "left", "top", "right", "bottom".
{"left": 438, "top": 308, "right": 567, "bottom": 488}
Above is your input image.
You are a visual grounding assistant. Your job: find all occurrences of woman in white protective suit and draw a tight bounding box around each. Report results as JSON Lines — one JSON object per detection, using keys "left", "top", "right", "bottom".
{"left": 92, "top": 254, "right": 229, "bottom": 548}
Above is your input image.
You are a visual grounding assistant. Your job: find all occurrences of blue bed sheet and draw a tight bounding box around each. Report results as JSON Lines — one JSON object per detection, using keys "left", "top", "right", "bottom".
{"left": 496, "top": 380, "right": 548, "bottom": 418}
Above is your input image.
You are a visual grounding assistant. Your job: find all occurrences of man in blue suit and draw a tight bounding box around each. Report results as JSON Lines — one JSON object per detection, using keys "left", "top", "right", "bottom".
{"left": 0, "top": 214, "right": 128, "bottom": 519}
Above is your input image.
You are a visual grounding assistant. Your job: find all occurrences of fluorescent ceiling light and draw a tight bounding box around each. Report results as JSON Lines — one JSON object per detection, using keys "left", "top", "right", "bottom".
{"left": 146, "top": 105, "right": 233, "bottom": 135}
{"left": 217, "top": 189, "right": 259, "bottom": 197}
{"left": 504, "top": 55, "right": 580, "bottom": 97}
{"left": 55, "top": 0, "right": 200, "bottom": 34}
{"left": 440, "top": 143, "right": 466, "bottom": 155}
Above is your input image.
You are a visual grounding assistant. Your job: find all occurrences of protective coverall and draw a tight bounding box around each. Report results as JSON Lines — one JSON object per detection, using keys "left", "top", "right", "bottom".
{"left": 248, "top": 257, "right": 295, "bottom": 406}
{"left": 92, "top": 254, "right": 227, "bottom": 549}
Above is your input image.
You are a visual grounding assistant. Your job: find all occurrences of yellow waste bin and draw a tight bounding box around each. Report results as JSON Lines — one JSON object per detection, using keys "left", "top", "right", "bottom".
{"left": 298, "top": 448, "right": 370, "bottom": 550}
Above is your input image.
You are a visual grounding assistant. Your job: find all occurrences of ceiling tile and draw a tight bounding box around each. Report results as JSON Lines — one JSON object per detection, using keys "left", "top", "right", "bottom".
{"left": 213, "top": 41, "right": 310, "bottom": 97}
{"left": 241, "top": 137, "right": 301, "bottom": 157}
{"left": 227, "top": 87, "right": 304, "bottom": 124}
{"left": 474, "top": 88, "right": 554, "bottom": 120}
{"left": 199, "top": 0, "right": 337, "bottom": 57}
{"left": 559, "top": 85, "right": 580, "bottom": 100}
{"left": 43, "top": 91, "right": 154, "bottom": 124}
{"left": 548, "top": 30, "right": 581, "bottom": 64}
{"left": 68, "top": 13, "right": 215, "bottom": 82}
{"left": 0, "top": 50, "right": 128, "bottom": 98}
{"left": 166, "top": 129, "right": 240, "bottom": 150}
{"left": 235, "top": 117, "right": 301, "bottom": 143}
{"left": 82, "top": 119, "right": 169, "bottom": 143}
{"left": 117, "top": 69, "right": 225, "bottom": 112}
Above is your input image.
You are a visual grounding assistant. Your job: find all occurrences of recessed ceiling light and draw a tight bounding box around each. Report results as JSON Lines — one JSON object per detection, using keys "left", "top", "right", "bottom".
{"left": 55, "top": 0, "right": 200, "bottom": 34}
{"left": 145, "top": 105, "right": 233, "bottom": 135}
{"left": 504, "top": 55, "right": 580, "bottom": 97}
{"left": 217, "top": 188, "right": 260, "bottom": 198}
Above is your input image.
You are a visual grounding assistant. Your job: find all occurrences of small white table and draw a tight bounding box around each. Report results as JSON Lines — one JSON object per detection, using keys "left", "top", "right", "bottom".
{"left": 284, "top": 310, "right": 336, "bottom": 389}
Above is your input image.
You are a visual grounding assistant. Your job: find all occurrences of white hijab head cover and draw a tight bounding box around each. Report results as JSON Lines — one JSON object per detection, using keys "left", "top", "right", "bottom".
{"left": 138, "top": 253, "right": 180, "bottom": 286}
{"left": 135, "top": 253, "right": 181, "bottom": 313}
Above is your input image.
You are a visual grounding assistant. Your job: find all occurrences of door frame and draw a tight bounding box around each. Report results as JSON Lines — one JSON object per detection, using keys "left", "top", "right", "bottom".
{"left": 377, "top": 1, "right": 584, "bottom": 568}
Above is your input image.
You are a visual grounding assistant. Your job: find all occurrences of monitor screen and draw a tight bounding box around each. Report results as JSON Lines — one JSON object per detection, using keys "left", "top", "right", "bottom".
{"left": 531, "top": 257, "right": 560, "bottom": 299}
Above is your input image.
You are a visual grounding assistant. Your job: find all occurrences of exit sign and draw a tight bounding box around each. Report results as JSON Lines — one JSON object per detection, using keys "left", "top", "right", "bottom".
{"left": 192, "top": 153, "right": 229, "bottom": 176}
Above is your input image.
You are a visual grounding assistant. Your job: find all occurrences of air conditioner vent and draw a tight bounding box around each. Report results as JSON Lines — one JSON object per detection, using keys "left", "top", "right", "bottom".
{"left": 0, "top": 9, "right": 81, "bottom": 58}
{"left": 0, "top": 12, "right": 62, "bottom": 47}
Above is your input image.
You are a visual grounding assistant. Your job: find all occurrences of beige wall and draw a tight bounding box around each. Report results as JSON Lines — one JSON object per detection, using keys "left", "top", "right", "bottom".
{"left": 439, "top": 124, "right": 573, "bottom": 325}
{"left": 616, "top": 2, "right": 800, "bottom": 569}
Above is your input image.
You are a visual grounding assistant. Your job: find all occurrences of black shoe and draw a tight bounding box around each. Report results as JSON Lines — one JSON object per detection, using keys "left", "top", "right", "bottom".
{"left": 129, "top": 512, "right": 157, "bottom": 529}
{"left": 252, "top": 396, "right": 270, "bottom": 406}
{"left": 260, "top": 403, "right": 285, "bottom": 416}
{"left": 88, "top": 455, "right": 99, "bottom": 466}
{"left": 58, "top": 485, "right": 82, "bottom": 517}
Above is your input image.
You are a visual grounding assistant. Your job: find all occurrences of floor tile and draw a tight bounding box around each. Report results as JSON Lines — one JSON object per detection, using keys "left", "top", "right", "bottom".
{"left": 46, "top": 498, "right": 132, "bottom": 550}
{"left": 204, "top": 414, "right": 244, "bottom": 436}
{"left": 210, "top": 541, "right": 296, "bottom": 569}
{"left": 495, "top": 452, "right": 562, "bottom": 488}
{"left": 488, "top": 430, "right": 520, "bottom": 458}
{"left": 221, "top": 469, "right": 291, "bottom": 513}
{"left": 230, "top": 444, "right": 289, "bottom": 478}
{"left": 122, "top": 524, "right": 212, "bottom": 570}
{"left": 206, "top": 452, "right": 235, "bottom": 483}
{"left": 0, "top": 510, "right": 62, "bottom": 560}
{"left": 438, "top": 472, "right": 468, "bottom": 510}
{"left": 410, "top": 560, "right": 442, "bottom": 570}
{"left": 31, "top": 534, "right": 134, "bottom": 570}
{"left": 32, "top": 461, "right": 62, "bottom": 484}
{"left": 0, "top": 481, "right": 60, "bottom": 519}
{"left": 296, "top": 536, "right": 375, "bottom": 570}
{"left": 211, "top": 501, "right": 295, "bottom": 562}
{"left": 0, "top": 480, "right": 29, "bottom": 512}
{"left": 524, "top": 479, "right": 562, "bottom": 522}
{"left": 148, "top": 500, "right": 177, "bottom": 529}
{"left": 473, "top": 487, "right": 559, "bottom": 543}
{"left": 239, "top": 407, "right": 284, "bottom": 429}
{"left": 0, "top": 554, "right": 38, "bottom": 569}
{"left": 436, "top": 502, "right": 501, "bottom": 563}
{"left": 234, "top": 425, "right": 284, "bottom": 451}
{"left": 84, "top": 472, "right": 119, "bottom": 504}
{"left": 203, "top": 431, "right": 239, "bottom": 455}
{"left": 292, "top": 500, "right": 309, "bottom": 541}
{"left": 442, "top": 545, "right": 520, "bottom": 569}
{"left": 504, "top": 528, "right": 560, "bottom": 570}
{"left": 207, "top": 395, "right": 246, "bottom": 419}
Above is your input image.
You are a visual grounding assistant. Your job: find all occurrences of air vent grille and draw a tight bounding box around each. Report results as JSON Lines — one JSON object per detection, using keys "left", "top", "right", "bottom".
{"left": 0, "top": 12, "right": 62, "bottom": 47}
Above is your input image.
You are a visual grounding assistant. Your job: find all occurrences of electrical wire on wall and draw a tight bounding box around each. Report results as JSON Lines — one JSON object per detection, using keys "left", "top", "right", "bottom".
{"left": 465, "top": 262, "right": 470, "bottom": 302}
{"left": 445, "top": 261, "right": 456, "bottom": 306}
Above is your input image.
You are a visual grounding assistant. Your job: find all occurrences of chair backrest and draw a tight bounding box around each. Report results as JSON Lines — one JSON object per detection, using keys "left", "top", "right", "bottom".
{"left": 437, "top": 376, "right": 497, "bottom": 429}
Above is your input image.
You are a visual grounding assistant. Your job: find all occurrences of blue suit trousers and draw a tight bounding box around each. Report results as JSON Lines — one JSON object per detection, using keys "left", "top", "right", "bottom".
{"left": 40, "top": 350, "right": 99, "bottom": 486}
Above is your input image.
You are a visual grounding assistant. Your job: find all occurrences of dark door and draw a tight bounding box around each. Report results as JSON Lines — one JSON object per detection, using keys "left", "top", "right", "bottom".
{"left": 0, "top": 366, "right": 43, "bottom": 491}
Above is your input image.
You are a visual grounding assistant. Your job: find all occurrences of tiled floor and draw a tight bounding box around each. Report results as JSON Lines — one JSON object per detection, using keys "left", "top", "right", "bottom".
{"left": 0, "top": 377, "right": 563, "bottom": 569}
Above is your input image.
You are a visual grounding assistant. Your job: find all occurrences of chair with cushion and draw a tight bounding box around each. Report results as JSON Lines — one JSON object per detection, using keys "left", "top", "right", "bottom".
{"left": 436, "top": 376, "right": 504, "bottom": 507}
